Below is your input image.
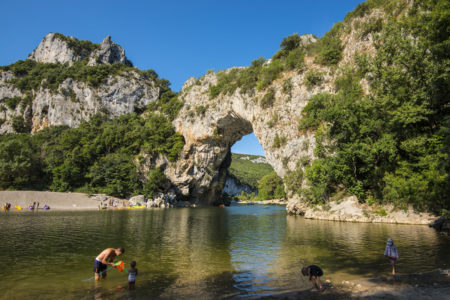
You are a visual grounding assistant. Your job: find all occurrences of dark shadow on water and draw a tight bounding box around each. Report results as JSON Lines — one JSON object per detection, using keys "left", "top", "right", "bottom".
{"left": 79, "top": 272, "right": 179, "bottom": 300}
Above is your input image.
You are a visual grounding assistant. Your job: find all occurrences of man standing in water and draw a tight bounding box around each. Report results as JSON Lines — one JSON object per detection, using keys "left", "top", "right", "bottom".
{"left": 94, "top": 247, "right": 125, "bottom": 280}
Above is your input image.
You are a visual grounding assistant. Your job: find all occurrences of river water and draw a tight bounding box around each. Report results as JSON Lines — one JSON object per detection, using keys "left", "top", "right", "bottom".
{"left": 0, "top": 205, "right": 449, "bottom": 299}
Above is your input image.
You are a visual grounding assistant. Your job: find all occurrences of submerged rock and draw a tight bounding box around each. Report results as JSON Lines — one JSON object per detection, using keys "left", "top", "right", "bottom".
{"left": 430, "top": 216, "right": 450, "bottom": 235}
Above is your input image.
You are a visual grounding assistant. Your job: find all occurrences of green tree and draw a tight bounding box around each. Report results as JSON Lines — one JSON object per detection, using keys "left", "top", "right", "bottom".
{"left": 257, "top": 171, "right": 286, "bottom": 200}
{"left": 144, "top": 168, "right": 167, "bottom": 198}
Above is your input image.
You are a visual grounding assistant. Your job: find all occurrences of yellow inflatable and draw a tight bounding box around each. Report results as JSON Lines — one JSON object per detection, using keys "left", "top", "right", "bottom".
{"left": 132, "top": 205, "right": 146, "bottom": 209}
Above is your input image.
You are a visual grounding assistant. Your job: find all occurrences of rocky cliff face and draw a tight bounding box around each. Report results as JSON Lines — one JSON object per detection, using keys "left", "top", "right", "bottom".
{"left": 0, "top": 6, "right": 394, "bottom": 209}
{"left": 28, "top": 33, "right": 131, "bottom": 67}
{"left": 165, "top": 10, "right": 380, "bottom": 205}
{"left": 0, "top": 33, "right": 158, "bottom": 133}
{"left": 223, "top": 174, "right": 256, "bottom": 197}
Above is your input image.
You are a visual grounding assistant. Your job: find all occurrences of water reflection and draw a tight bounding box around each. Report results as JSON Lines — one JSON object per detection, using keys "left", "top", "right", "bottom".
{"left": 0, "top": 206, "right": 449, "bottom": 299}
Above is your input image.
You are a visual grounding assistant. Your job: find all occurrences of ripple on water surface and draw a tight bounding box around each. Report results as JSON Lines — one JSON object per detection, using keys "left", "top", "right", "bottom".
{"left": 0, "top": 205, "right": 449, "bottom": 299}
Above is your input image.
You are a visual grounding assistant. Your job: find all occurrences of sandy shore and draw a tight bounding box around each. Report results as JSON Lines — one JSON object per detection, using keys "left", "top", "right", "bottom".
{"left": 0, "top": 191, "right": 104, "bottom": 210}
{"left": 259, "top": 270, "right": 450, "bottom": 299}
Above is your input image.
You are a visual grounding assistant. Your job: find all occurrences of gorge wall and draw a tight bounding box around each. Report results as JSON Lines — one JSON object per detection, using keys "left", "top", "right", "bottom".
{"left": 3, "top": 0, "right": 442, "bottom": 214}
{"left": 0, "top": 8, "right": 379, "bottom": 205}
{"left": 164, "top": 9, "right": 380, "bottom": 205}
{"left": 0, "top": 33, "right": 159, "bottom": 134}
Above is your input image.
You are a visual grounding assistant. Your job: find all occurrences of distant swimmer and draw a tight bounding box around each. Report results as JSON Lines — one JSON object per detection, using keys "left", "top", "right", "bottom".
{"left": 93, "top": 247, "right": 124, "bottom": 280}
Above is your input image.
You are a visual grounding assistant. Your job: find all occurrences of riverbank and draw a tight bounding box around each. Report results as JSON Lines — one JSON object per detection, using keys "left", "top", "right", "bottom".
{"left": 260, "top": 269, "right": 450, "bottom": 299}
{"left": 286, "top": 196, "right": 438, "bottom": 225}
{"left": 0, "top": 191, "right": 122, "bottom": 210}
{"left": 235, "top": 199, "right": 287, "bottom": 205}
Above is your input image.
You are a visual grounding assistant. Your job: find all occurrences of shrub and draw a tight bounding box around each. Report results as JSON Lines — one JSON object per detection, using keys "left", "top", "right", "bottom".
{"left": 144, "top": 167, "right": 167, "bottom": 199}
{"left": 258, "top": 59, "right": 284, "bottom": 89}
{"left": 273, "top": 133, "right": 287, "bottom": 148}
{"left": 305, "top": 69, "right": 324, "bottom": 88}
{"left": 359, "top": 18, "right": 383, "bottom": 38}
{"left": 285, "top": 48, "right": 305, "bottom": 70}
{"left": 195, "top": 105, "right": 207, "bottom": 116}
{"left": 11, "top": 115, "right": 30, "bottom": 133}
{"left": 267, "top": 113, "right": 278, "bottom": 128}
{"left": 284, "top": 167, "right": 304, "bottom": 196}
{"left": 282, "top": 78, "right": 293, "bottom": 95}
{"left": 314, "top": 27, "right": 344, "bottom": 66}
{"left": 260, "top": 88, "right": 275, "bottom": 108}
{"left": 4, "top": 97, "right": 22, "bottom": 110}
{"left": 52, "top": 33, "right": 100, "bottom": 56}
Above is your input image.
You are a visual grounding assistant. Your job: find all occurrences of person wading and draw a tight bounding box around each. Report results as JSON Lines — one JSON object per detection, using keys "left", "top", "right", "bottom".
{"left": 93, "top": 247, "right": 124, "bottom": 280}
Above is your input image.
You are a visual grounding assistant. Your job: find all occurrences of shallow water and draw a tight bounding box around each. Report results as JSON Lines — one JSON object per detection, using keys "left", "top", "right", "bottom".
{"left": 0, "top": 205, "right": 449, "bottom": 299}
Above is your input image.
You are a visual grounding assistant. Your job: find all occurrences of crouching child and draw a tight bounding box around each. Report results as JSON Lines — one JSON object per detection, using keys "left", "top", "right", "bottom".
{"left": 302, "top": 265, "right": 323, "bottom": 292}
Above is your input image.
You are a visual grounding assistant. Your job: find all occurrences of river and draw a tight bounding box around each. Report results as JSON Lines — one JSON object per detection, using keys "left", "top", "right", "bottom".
{"left": 0, "top": 205, "right": 449, "bottom": 299}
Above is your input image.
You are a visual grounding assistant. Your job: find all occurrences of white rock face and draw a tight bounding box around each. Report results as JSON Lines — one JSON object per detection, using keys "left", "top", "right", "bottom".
{"left": 0, "top": 71, "right": 159, "bottom": 133}
{"left": 28, "top": 33, "right": 83, "bottom": 66}
{"left": 169, "top": 63, "right": 322, "bottom": 203}
{"left": 28, "top": 33, "right": 131, "bottom": 67}
{"left": 287, "top": 196, "right": 437, "bottom": 225}
{"left": 223, "top": 175, "right": 256, "bottom": 197}
{"left": 87, "top": 36, "right": 131, "bottom": 66}
{"left": 0, "top": 33, "right": 150, "bottom": 133}
{"left": 166, "top": 13, "right": 382, "bottom": 205}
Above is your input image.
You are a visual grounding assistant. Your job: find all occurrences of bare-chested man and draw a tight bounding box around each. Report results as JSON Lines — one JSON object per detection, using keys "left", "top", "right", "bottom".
{"left": 93, "top": 247, "right": 124, "bottom": 280}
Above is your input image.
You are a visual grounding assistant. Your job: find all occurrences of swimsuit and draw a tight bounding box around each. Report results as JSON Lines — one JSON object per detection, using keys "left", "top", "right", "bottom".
{"left": 128, "top": 271, "right": 137, "bottom": 283}
{"left": 309, "top": 265, "right": 323, "bottom": 277}
{"left": 93, "top": 259, "right": 107, "bottom": 273}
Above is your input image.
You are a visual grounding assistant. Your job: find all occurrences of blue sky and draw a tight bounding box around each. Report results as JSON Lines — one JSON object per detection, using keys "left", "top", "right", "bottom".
{"left": 0, "top": 0, "right": 363, "bottom": 156}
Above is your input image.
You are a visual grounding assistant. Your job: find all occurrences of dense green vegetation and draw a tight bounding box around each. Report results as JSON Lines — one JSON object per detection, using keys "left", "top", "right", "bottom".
{"left": 257, "top": 171, "right": 286, "bottom": 200}
{"left": 229, "top": 153, "right": 285, "bottom": 201}
{"left": 228, "top": 153, "right": 273, "bottom": 189}
{"left": 0, "top": 58, "right": 164, "bottom": 94}
{"left": 0, "top": 53, "right": 184, "bottom": 198}
{"left": 0, "top": 111, "right": 184, "bottom": 198}
{"left": 208, "top": 33, "right": 307, "bottom": 101}
{"left": 294, "top": 0, "right": 450, "bottom": 211}
{"left": 52, "top": 33, "right": 100, "bottom": 56}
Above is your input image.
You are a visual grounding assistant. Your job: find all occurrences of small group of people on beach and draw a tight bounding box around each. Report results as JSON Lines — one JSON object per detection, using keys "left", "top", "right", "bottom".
{"left": 93, "top": 247, "right": 138, "bottom": 289}
{"left": 28, "top": 202, "right": 39, "bottom": 210}
{"left": 2, "top": 202, "right": 11, "bottom": 211}
{"left": 301, "top": 237, "right": 399, "bottom": 292}
{"left": 2, "top": 202, "right": 49, "bottom": 211}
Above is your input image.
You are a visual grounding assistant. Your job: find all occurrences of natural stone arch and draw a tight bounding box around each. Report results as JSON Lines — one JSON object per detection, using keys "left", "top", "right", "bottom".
{"left": 168, "top": 71, "right": 318, "bottom": 205}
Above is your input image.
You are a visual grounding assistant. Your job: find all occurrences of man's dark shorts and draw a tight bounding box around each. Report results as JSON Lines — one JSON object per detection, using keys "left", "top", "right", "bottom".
{"left": 93, "top": 259, "right": 107, "bottom": 273}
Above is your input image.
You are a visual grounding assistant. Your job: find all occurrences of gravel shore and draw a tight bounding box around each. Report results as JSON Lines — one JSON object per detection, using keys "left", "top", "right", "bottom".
{"left": 0, "top": 191, "right": 102, "bottom": 210}
{"left": 260, "top": 270, "right": 450, "bottom": 299}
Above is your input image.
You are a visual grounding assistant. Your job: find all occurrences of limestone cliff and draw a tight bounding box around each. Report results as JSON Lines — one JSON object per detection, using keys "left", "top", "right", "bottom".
{"left": 0, "top": 33, "right": 158, "bottom": 133}
{"left": 165, "top": 9, "right": 382, "bottom": 205}
{"left": 28, "top": 33, "right": 131, "bottom": 67}
{"left": 223, "top": 174, "right": 256, "bottom": 197}
{"left": 1, "top": 1, "right": 432, "bottom": 214}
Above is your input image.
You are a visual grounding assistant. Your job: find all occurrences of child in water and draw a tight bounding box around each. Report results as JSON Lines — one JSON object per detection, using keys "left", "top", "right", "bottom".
{"left": 128, "top": 261, "right": 138, "bottom": 289}
{"left": 384, "top": 237, "right": 399, "bottom": 275}
{"left": 302, "top": 265, "right": 323, "bottom": 292}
